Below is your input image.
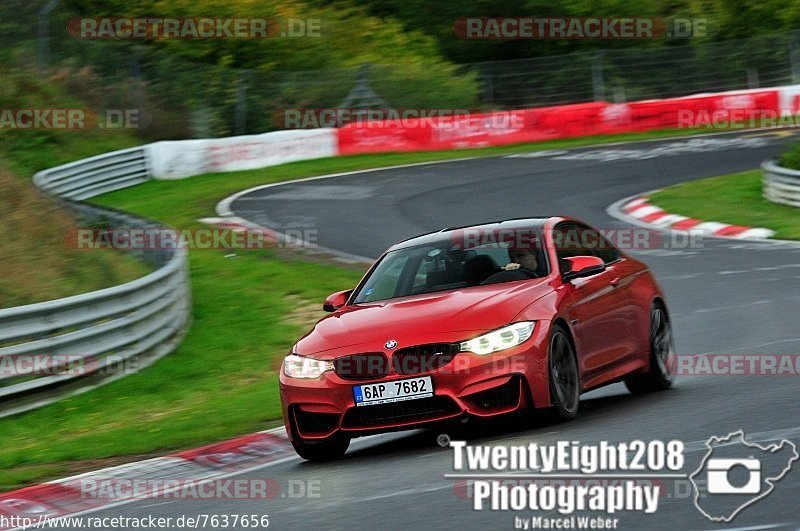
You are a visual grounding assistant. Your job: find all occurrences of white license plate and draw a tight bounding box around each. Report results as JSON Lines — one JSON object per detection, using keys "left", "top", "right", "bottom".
{"left": 353, "top": 376, "right": 433, "bottom": 407}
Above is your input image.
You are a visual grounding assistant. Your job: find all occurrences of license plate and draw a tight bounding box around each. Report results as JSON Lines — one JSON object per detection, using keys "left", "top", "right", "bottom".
{"left": 353, "top": 376, "right": 433, "bottom": 407}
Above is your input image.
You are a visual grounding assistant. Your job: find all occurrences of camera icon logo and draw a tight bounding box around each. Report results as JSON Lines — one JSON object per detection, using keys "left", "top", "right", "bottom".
{"left": 706, "top": 457, "right": 761, "bottom": 494}
{"left": 690, "top": 430, "right": 798, "bottom": 522}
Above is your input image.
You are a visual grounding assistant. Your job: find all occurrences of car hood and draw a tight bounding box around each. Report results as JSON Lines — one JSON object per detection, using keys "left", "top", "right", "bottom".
{"left": 295, "top": 278, "right": 554, "bottom": 357}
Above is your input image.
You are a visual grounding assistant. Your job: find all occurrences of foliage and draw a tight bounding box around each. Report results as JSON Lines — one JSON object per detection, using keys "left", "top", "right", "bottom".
{"left": 779, "top": 142, "right": 800, "bottom": 170}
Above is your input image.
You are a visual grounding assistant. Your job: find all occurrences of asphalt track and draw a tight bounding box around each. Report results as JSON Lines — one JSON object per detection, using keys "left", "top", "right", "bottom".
{"left": 82, "top": 130, "right": 800, "bottom": 530}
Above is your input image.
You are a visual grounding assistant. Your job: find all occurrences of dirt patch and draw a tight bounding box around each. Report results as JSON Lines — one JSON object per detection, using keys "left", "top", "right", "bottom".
{"left": 0, "top": 166, "right": 150, "bottom": 308}
{"left": 270, "top": 295, "right": 326, "bottom": 371}
{"left": 282, "top": 294, "right": 326, "bottom": 329}
{"left": 268, "top": 245, "right": 369, "bottom": 272}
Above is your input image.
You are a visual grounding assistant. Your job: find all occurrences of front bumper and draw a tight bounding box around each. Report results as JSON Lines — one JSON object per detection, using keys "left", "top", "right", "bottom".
{"left": 279, "top": 322, "right": 551, "bottom": 442}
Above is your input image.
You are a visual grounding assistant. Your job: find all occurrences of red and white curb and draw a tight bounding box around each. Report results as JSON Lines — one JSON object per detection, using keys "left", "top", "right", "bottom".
{"left": 619, "top": 196, "right": 776, "bottom": 240}
{"left": 0, "top": 429, "right": 294, "bottom": 530}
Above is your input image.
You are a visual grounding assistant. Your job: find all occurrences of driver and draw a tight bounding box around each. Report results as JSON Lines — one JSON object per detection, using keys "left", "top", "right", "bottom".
{"left": 503, "top": 248, "right": 539, "bottom": 272}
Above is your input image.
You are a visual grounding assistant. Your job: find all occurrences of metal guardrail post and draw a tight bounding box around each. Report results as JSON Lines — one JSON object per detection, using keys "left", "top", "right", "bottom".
{"left": 591, "top": 53, "right": 606, "bottom": 102}
{"left": 791, "top": 30, "right": 800, "bottom": 84}
{"left": 762, "top": 160, "right": 800, "bottom": 208}
{"left": 36, "top": 0, "right": 61, "bottom": 70}
{"left": 235, "top": 70, "right": 248, "bottom": 135}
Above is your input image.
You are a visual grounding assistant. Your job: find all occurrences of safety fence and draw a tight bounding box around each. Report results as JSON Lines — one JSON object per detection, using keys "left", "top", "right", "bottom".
{"left": 6, "top": 10, "right": 800, "bottom": 139}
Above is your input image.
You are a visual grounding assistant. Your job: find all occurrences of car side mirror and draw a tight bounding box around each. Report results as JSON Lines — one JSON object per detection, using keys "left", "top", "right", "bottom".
{"left": 562, "top": 256, "right": 606, "bottom": 281}
{"left": 323, "top": 289, "right": 353, "bottom": 312}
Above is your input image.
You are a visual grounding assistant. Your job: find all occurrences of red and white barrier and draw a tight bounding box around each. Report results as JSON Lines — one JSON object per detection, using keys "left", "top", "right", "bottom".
{"left": 143, "top": 84, "right": 800, "bottom": 180}
{"left": 337, "top": 87, "right": 787, "bottom": 155}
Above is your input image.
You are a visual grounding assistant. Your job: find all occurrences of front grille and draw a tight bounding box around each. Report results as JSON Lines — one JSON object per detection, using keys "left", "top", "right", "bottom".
{"left": 342, "top": 396, "right": 461, "bottom": 429}
{"left": 293, "top": 408, "right": 340, "bottom": 436}
{"left": 334, "top": 353, "right": 389, "bottom": 380}
{"left": 463, "top": 377, "right": 521, "bottom": 411}
{"left": 392, "top": 343, "right": 459, "bottom": 375}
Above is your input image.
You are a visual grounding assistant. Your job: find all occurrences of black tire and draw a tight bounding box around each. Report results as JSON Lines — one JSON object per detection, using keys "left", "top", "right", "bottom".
{"left": 625, "top": 302, "right": 675, "bottom": 394}
{"left": 292, "top": 434, "right": 350, "bottom": 462}
{"left": 548, "top": 324, "right": 580, "bottom": 420}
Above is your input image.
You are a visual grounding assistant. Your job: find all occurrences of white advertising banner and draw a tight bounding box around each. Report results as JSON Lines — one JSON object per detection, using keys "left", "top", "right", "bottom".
{"left": 147, "top": 128, "right": 337, "bottom": 180}
{"left": 777, "top": 84, "right": 800, "bottom": 113}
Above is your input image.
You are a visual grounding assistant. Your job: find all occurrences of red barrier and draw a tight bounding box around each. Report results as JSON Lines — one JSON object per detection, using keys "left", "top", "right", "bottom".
{"left": 623, "top": 90, "right": 780, "bottom": 131}
{"left": 336, "top": 89, "right": 781, "bottom": 155}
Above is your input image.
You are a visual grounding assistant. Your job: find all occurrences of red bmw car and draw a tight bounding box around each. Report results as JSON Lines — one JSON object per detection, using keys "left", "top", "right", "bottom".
{"left": 280, "top": 217, "right": 675, "bottom": 460}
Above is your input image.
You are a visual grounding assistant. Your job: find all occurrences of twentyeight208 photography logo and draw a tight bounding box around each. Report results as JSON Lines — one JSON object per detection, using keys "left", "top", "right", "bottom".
{"left": 690, "top": 430, "right": 799, "bottom": 522}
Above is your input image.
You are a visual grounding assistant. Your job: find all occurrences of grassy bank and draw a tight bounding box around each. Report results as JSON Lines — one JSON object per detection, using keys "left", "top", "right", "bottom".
{"left": 779, "top": 142, "right": 800, "bottom": 170}
{"left": 0, "top": 63, "right": 141, "bottom": 177}
{"left": 0, "top": 167, "right": 150, "bottom": 307}
{"left": 0, "top": 63, "right": 153, "bottom": 306}
{"left": 648, "top": 170, "right": 800, "bottom": 240}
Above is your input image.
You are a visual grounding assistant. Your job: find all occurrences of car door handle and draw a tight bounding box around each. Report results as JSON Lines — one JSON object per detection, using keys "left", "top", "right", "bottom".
{"left": 609, "top": 277, "right": 621, "bottom": 287}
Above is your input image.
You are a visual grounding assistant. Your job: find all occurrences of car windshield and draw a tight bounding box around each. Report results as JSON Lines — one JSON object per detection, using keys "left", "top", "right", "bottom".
{"left": 352, "top": 228, "right": 548, "bottom": 304}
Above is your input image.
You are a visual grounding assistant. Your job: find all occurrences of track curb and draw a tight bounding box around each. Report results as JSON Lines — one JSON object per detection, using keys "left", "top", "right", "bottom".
{"left": 0, "top": 428, "right": 294, "bottom": 530}
{"left": 609, "top": 193, "right": 777, "bottom": 241}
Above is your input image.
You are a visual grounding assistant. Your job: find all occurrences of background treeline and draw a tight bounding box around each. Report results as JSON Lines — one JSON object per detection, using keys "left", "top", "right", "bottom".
{"left": 1, "top": 0, "right": 798, "bottom": 138}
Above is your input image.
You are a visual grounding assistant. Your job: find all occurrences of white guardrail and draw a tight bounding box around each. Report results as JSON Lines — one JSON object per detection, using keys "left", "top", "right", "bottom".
{"left": 0, "top": 148, "right": 191, "bottom": 418}
{"left": 762, "top": 160, "right": 800, "bottom": 208}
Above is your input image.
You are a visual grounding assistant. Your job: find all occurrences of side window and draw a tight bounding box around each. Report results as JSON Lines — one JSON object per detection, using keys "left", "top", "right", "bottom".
{"left": 553, "top": 222, "right": 588, "bottom": 263}
{"left": 553, "top": 222, "right": 620, "bottom": 267}
{"left": 593, "top": 234, "right": 621, "bottom": 264}
{"left": 574, "top": 223, "right": 620, "bottom": 264}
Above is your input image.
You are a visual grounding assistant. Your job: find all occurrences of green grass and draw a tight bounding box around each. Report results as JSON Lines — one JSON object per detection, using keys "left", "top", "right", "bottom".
{"left": 779, "top": 142, "right": 800, "bottom": 170}
{"left": 0, "top": 125, "right": 774, "bottom": 491}
{"left": 0, "top": 167, "right": 151, "bottom": 308}
{"left": 648, "top": 170, "right": 800, "bottom": 240}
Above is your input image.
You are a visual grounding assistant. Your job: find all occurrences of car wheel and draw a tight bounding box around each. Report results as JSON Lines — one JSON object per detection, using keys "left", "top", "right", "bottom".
{"left": 548, "top": 325, "right": 580, "bottom": 420}
{"left": 625, "top": 303, "right": 675, "bottom": 394}
{"left": 292, "top": 434, "right": 350, "bottom": 462}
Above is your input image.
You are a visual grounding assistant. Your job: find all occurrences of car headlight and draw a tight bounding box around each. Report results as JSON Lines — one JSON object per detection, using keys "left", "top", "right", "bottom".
{"left": 460, "top": 322, "right": 535, "bottom": 355}
{"left": 283, "top": 354, "right": 334, "bottom": 379}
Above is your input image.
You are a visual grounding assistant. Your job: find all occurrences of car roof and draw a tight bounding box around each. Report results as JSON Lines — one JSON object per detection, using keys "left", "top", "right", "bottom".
{"left": 388, "top": 217, "right": 555, "bottom": 251}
